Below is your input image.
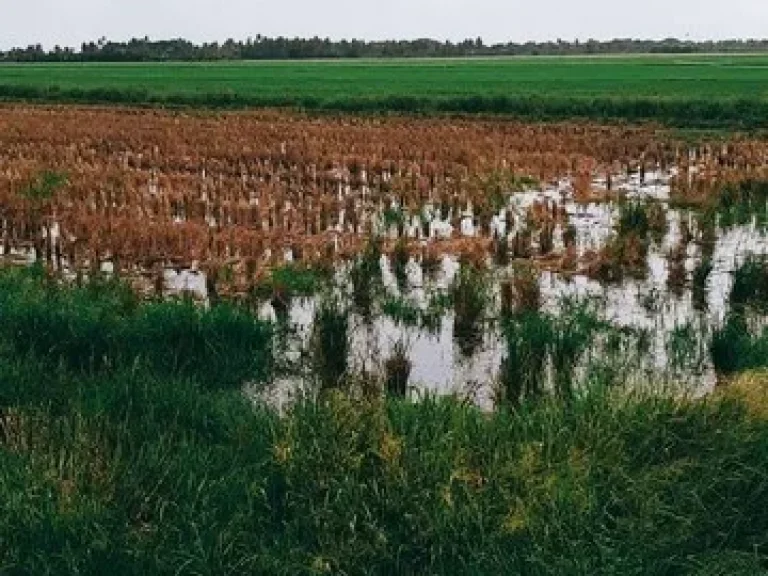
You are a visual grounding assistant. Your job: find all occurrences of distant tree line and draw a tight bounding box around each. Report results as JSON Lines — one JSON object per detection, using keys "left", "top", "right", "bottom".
{"left": 3, "top": 36, "right": 768, "bottom": 62}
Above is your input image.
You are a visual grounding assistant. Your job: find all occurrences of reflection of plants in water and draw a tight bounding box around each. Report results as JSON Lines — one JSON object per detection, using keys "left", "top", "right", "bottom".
{"left": 679, "top": 217, "right": 694, "bottom": 244}
{"left": 694, "top": 210, "right": 717, "bottom": 262}
{"left": 510, "top": 229, "right": 533, "bottom": 259}
{"left": 311, "top": 296, "right": 350, "bottom": 390}
{"left": 419, "top": 207, "right": 432, "bottom": 238}
{"left": 474, "top": 201, "right": 495, "bottom": 237}
{"left": 647, "top": 202, "right": 669, "bottom": 243}
{"left": 562, "top": 224, "right": 577, "bottom": 248}
{"left": 384, "top": 339, "right": 412, "bottom": 398}
{"left": 451, "top": 263, "right": 490, "bottom": 357}
{"left": 500, "top": 281, "right": 515, "bottom": 317}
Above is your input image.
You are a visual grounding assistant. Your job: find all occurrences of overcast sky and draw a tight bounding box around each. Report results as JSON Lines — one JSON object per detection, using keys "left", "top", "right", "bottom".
{"left": 2, "top": 0, "right": 767, "bottom": 50}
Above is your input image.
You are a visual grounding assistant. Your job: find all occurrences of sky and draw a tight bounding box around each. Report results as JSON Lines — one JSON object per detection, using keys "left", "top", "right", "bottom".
{"left": 2, "top": 0, "right": 767, "bottom": 50}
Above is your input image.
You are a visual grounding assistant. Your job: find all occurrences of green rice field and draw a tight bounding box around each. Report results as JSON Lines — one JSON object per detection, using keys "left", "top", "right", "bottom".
{"left": 2, "top": 54, "right": 768, "bottom": 126}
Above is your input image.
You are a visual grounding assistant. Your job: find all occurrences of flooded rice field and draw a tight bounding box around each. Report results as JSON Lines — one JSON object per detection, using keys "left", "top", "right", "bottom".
{"left": 2, "top": 107, "right": 768, "bottom": 406}
{"left": 237, "top": 168, "right": 768, "bottom": 406}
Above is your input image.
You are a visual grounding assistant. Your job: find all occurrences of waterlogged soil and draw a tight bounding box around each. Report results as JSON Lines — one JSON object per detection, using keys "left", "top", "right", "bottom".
{"left": 4, "top": 167, "right": 768, "bottom": 405}
{"left": 243, "top": 169, "right": 768, "bottom": 404}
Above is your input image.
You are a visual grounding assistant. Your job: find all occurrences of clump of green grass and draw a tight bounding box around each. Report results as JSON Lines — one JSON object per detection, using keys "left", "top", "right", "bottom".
{"left": 384, "top": 340, "right": 412, "bottom": 397}
{"left": 391, "top": 239, "right": 411, "bottom": 292}
{"left": 493, "top": 235, "right": 510, "bottom": 266}
{"left": 311, "top": 295, "right": 350, "bottom": 390}
{"left": 381, "top": 296, "right": 422, "bottom": 328}
{"left": 0, "top": 265, "right": 273, "bottom": 390}
{"left": 618, "top": 199, "right": 668, "bottom": 241}
{"left": 711, "top": 313, "right": 766, "bottom": 375}
{"left": 252, "top": 262, "right": 331, "bottom": 302}
{"left": 451, "top": 262, "right": 490, "bottom": 357}
{"left": 350, "top": 237, "right": 383, "bottom": 319}
{"left": 692, "top": 256, "right": 713, "bottom": 311}
{"left": 711, "top": 258, "right": 768, "bottom": 375}
{"left": 673, "top": 179, "right": 768, "bottom": 227}
{"left": 730, "top": 257, "right": 768, "bottom": 311}
{"left": 5, "top": 360, "right": 768, "bottom": 574}
{"left": 666, "top": 322, "right": 707, "bottom": 374}
{"left": 381, "top": 291, "right": 452, "bottom": 334}
{"left": 19, "top": 169, "right": 68, "bottom": 202}
{"left": 420, "top": 248, "right": 443, "bottom": 282}
{"left": 509, "top": 262, "right": 542, "bottom": 314}
{"left": 718, "top": 179, "right": 768, "bottom": 228}
{"left": 500, "top": 311, "right": 551, "bottom": 405}
{"left": 500, "top": 299, "right": 604, "bottom": 405}
{"left": 381, "top": 205, "right": 406, "bottom": 234}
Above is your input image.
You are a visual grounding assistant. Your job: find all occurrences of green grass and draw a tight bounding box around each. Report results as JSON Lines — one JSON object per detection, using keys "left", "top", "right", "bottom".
{"left": 4, "top": 359, "right": 768, "bottom": 574}
{"left": 0, "top": 265, "right": 273, "bottom": 391}
{"left": 2, "top": 264, "right": 768, "bottom": 573}
{"left": 2, "top": 54, "right": 768, "bottom": 126}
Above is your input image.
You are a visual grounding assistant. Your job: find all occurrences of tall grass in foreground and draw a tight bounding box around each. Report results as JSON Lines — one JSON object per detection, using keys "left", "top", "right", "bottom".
{"left": 1, "top": 267, "right": 768, "bottom": 573}
{"left": 3, "top": 359, "right": 768, "bottom": 574}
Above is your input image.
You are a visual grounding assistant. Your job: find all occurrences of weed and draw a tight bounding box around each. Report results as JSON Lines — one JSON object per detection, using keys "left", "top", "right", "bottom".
{"left": 384, "top": 340, "right": 412, "bottom": 397}
{"left": 391, "top": 240, "right": 411, "bottom": 292}
{"left": 451, "top": 263, "right": 490, "bottom": 357}
{"left": 311, "top": 295, "right": 350, "bottom": 390}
